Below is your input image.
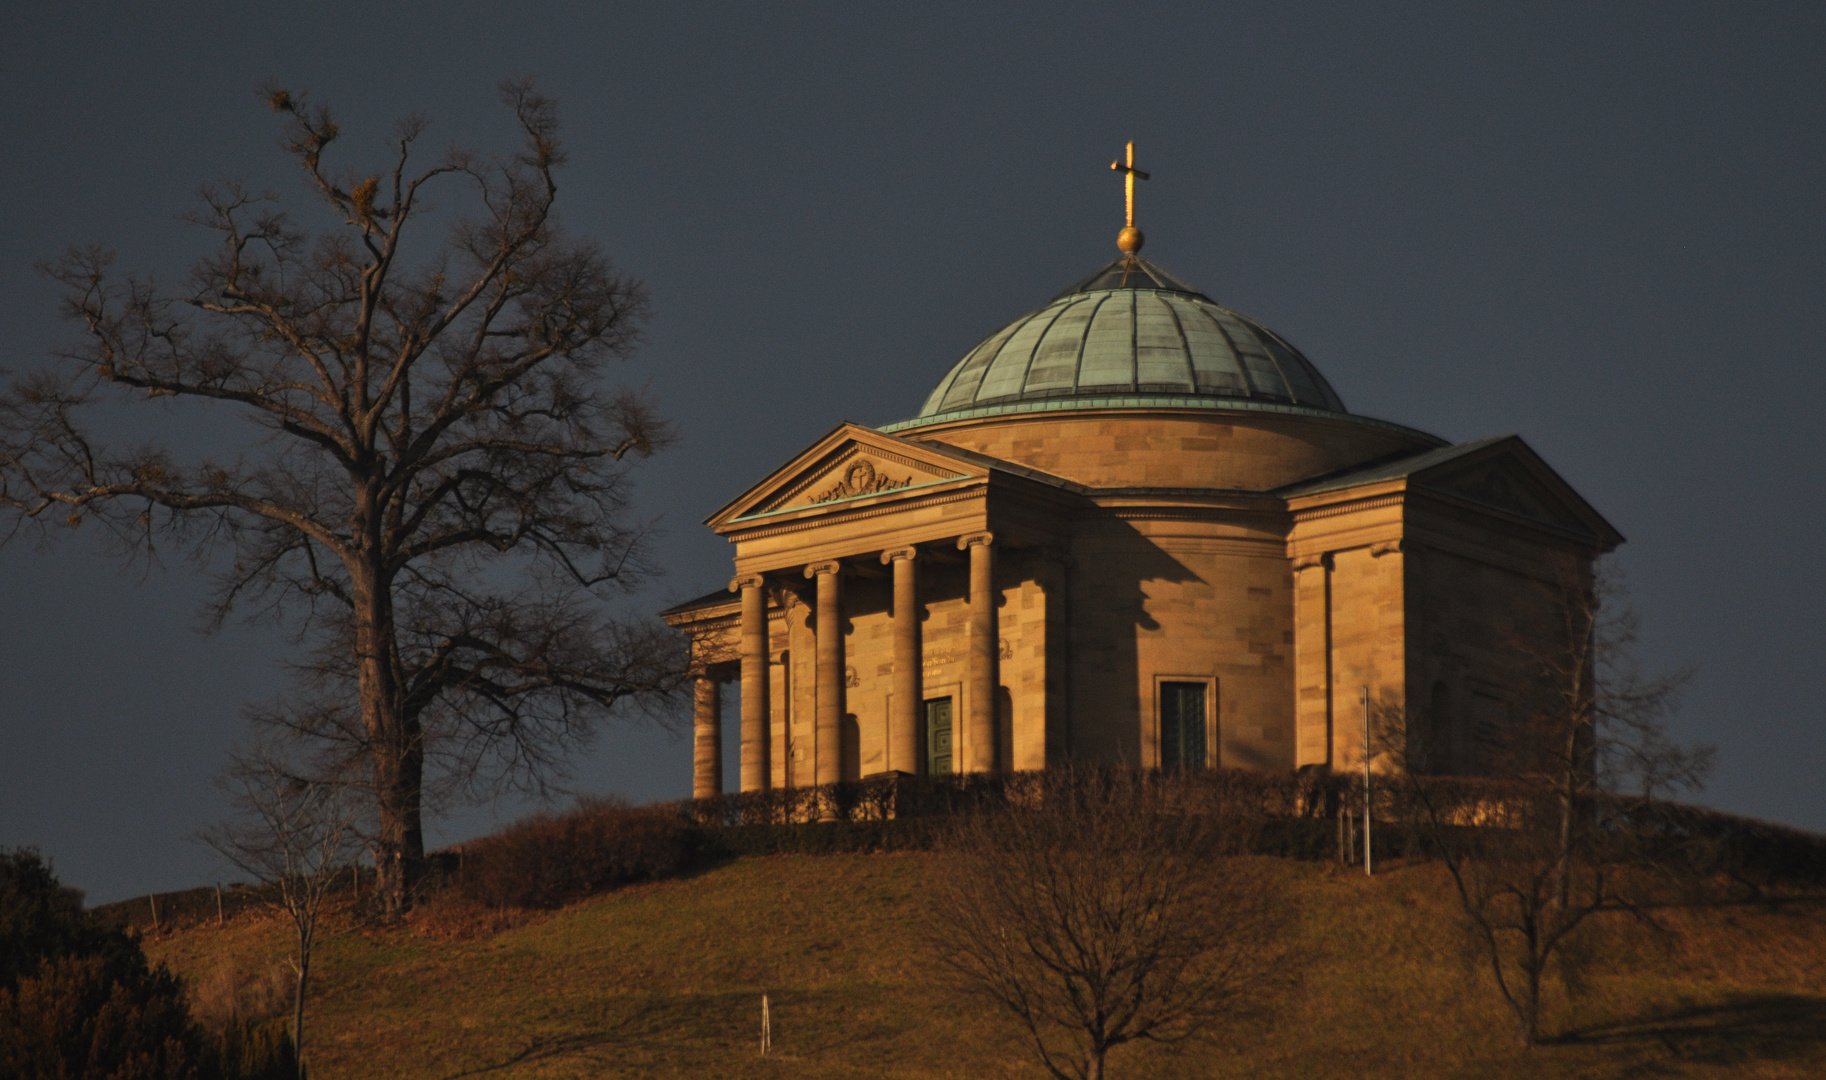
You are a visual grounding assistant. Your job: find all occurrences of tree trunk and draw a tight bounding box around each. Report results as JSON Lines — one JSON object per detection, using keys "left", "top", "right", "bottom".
{"left": 1555, "top": 718, "right": 1579, "bottom": 910}
{"left": 1555, "top": 772, "right": 1573, "bottom": 910}
{"left": 1523, "top": 956, "right": 1543, "bottom": 1047}
{"left": 371, "top": 740, "right": 424, "bottom": 916}
{"left": 293, "top": 949, "right": 309, "bottom": 1080}
{"left": 353, "top": 556, "right": 422, "bottom": 916}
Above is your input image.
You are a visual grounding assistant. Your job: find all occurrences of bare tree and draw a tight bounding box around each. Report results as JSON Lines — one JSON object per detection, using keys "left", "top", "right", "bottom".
{"left": 201, "top": 745, "right": 362, "bottom": 1080}
{"left": 927, "top": 771, "right": 1289, "bottom": 1080}
{"left": 0, "top": 80, "right": 688, "bottom": 913}
{"left": 1380, "top": 559, "right": 1710, "bottom": 1046}
{"left": 1521, "top": 561, "right": 1708, "bottom": 905}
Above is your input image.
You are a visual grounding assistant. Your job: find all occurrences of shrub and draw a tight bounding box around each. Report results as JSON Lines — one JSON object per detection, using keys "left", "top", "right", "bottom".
{"left": 457, "top": 798, "right": 697, "bottom": 910}
{"left": 217, "top": 1016, "right": 296, "bottom": 1080}
{"left": 187, "top": 959, "right": 291, "bottom": 1033}
{"left": 0, "top": 953, "right": 208, "bottom": 1079}
{"left": 0, "top": 848, "right": 295, "bottom": 1080}
{"left": 705, "top": 819, "right": 945, "bottom": 857}
{"left": 0, "top": 849, "right": 140, "bottom": 993}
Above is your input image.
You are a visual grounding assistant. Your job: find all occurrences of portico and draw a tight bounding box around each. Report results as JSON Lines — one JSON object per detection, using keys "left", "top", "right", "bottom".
{"left": 663, "top": 424, "right": 1083, "bottom": 794}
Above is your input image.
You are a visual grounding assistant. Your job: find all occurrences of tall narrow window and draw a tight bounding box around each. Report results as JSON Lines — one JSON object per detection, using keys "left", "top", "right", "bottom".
{"left": 925, "top": 697, "right": 954, "bottom": 776}
{"left": 1159, "top": 682, "right": 1207, "bottom": 770}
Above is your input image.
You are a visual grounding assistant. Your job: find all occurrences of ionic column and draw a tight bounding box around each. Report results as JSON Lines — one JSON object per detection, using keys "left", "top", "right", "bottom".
{"left": 692, "top": 675, "right": 723, "bottom": 799}
{"left": 960, "top": 532, "right": 998, "bottom": 773}
{"left": 805, "top": 560, "right": 845, "bottom": 785}
{"left": 732, "top": 574, "right": 770, "bottom": 792}
{"left": 882, "top": 547, "right": 921, "bottom": 774}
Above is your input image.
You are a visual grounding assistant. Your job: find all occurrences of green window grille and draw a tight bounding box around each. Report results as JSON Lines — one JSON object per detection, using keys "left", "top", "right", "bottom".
{"left": 1160, "top": 682, "right": 1207, "bottom": 770}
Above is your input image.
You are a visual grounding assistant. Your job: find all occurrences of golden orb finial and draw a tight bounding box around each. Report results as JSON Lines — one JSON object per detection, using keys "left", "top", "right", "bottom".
{"left": 1110, "top": 140, "right": 1151, "bottom": 254}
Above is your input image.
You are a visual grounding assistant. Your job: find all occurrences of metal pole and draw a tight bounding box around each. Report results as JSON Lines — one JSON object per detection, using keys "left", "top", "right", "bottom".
{"left": 1362, "top": 686, "right": 1373, "bottom": 877}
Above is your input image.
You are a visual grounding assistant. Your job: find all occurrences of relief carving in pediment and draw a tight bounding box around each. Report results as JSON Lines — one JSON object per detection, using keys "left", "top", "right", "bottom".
{"left": 809, "top": 457, "right": 913, "bottom": 504}
{"left": 740, "top": 438, "right": 972, "bottom": 517}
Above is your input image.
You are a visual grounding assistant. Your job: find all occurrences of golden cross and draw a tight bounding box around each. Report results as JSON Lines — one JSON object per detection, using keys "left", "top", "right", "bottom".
{"left": 1110, "top": 141, "right": 1150, "bottom": 229}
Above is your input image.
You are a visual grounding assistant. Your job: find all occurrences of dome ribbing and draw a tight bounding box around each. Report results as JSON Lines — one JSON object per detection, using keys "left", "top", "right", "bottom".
{"left": 915, "top": 257, "right": 1346, "bottom": 419}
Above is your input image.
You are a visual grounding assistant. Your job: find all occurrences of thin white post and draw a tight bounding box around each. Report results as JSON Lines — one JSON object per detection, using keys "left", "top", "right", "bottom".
{"left": 761, "top": 993, "right": 772, "bottom": 1055}
{"left": 1362, "top": 685, "right": 1373, "bottom": 877}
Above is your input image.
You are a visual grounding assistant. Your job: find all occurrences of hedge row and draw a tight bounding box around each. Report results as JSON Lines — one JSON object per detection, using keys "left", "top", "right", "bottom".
{"left": 694, "top": 814, "right": 1424, "bottom": 862}
{"left": 453, "top": 797, "right": 696, "bottom": 910}
{"left": 96, "top": 769, "right": 1826, "bottom": 922}
{"left": 675, "top": 767, "right": 1353, "bottom": 827}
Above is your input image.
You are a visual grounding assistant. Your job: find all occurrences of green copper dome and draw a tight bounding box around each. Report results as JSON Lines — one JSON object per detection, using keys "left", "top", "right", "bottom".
{"left": 914, "top": 256, "right": 1347, "bottom": 420}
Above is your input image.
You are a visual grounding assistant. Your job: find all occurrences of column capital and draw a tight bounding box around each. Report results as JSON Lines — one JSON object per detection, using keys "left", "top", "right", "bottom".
{"left": 1292, "top": 552, "right": 1332, "bottom": 572}
{"left": 1370, "top": 539, "right": 1405, "bottom": 558}
{"left": 730, "top": 572, "right": 766, "bottom": 592}
{"left": 804, "top": 559, "right": 843, "bottom": 579}
{"left": 880, "top": 546, "right": 919, "bottom": 565}
{"left": 957, "top": 531, "right": 995, "bottom": 551}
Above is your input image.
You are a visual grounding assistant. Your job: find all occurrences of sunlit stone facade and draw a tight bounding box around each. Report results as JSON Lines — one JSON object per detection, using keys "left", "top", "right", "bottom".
{"left": 663, "top": 256, "right": 1621, "bottom": 796}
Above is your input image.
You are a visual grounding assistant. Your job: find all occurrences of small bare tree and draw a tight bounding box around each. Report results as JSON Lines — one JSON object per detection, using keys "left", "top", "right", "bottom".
{"left": 1381, "top": 559, "right": 1710, "bottom": 1046}
{"left": 1, "top": 79, "right": 688, "bottom": 913}
{"left": 928, "top": 771, "right": 1289, "bottom": 1080}
{"left": 201, "top": 745, "right": 362, "bottom": 1080}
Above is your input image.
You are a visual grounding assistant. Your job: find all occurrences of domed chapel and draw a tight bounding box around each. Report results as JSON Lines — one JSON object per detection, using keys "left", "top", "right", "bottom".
{"left": 662, "top": 145, "right": 1621, "bottom": 799}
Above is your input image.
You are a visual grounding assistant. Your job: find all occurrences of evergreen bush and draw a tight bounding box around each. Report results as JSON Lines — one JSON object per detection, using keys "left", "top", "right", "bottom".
{"left": 0, "top": 848, "right": 295, "bottom": 1080}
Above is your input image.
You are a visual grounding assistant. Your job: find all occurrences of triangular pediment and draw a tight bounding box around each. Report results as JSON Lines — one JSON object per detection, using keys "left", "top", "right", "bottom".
{"left": 1283, "top": 435, "right": 1624, "bottom": 550}
{"left": 1429, "top": 460, "right": 1558, "bottom": 521}
{"left": 707, "top": 423, "right": 984, "bottom": 529}
{"left": 1411, "top": 438, "right": 1622, "bottom": 548}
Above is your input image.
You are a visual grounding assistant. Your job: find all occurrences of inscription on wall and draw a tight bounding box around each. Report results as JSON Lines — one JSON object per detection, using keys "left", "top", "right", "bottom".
{"left": 920, "top": 639, "right": 1015, "bottom": 679}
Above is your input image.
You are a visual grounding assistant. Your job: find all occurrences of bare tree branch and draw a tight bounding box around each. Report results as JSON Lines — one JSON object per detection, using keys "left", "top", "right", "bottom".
{"left": 2, "top": 80, "right": 687, "bottom": 915}
{"left": 200, "top": 743, "right": 363, "bottom": 1080}
{"left": 1375, "top": 558, "right": 1710, "bottom": 1046}
{"left": 927, "top": 769, "right": 1291, "bottom": 1080}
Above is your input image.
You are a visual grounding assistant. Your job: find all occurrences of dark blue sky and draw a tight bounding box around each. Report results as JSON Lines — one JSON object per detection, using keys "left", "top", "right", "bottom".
{"left": 2, "top": 2, "right": 1821, "bottom": 904}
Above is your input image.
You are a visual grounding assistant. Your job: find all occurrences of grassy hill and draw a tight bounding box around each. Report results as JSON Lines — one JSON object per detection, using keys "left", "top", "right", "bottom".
{"left": 127, "top": 851, "right": 1826, "bottom": 1079}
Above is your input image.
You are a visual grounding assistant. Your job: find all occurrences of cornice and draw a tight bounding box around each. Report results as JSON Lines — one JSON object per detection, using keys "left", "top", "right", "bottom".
{"left": 661, "top": 602, "right": 741, "bottom": 629}
{"left": 1406, "top": 484, "right": 1604, "bottom": 548}
{"left": 1290, "top": 493, "right": 1406, "bottom": 523}
{"left": 1088, "top": 487, "right": 1285, "bottom": 510}
{"left": 1407, "top": 529, "right": 1585, "bottom": 586}
{"left": 1105, "top": 506, "right": 1284, "bottom": 524}
{"left": 878, "top": 397, "right": 1443, "bottom": 444}
{"left": 725, "top": 488, "right": 986, "bottom": 542}
{"left": 724, "top": 475, "right": 984, "bottom": 530}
